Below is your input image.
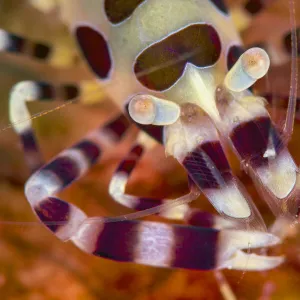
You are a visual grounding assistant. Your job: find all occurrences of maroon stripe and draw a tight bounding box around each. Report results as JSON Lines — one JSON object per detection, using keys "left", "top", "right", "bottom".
{"left": 20, "top": 129, "right": 39, "bottom": 153}
{"left": 20, "top": 129, "right": 43, "bottom": 172}
{"left": 230, "top": 116, "right": 284, "bottom": 168}
{"left": 74, "top": 140, "right": 101, "bottom": 165}
{"left": 183, "top": 141, "right": 232, "bottom": 189}
{"left": 36, "top": 82, "right": 55, "bottom": 100}
{"left": 92, "top": 221, "right": 138, "bottom": 262}
{"left": 6, "top": 32, "right": 25, "bottom": 53}
{"left": 62, "top": 85, "right": 80, "bottom": 100}
{"left": 134, "top": 198, "right": 164, "bottom": 211}
{"left": 44, "top": 156, "right": 80, "bottom": 188}
{"left": 116, "top": 144, "right": 144, "bottom": 174}
{"left": 244, "top": 0, "right": 264, "bottom": 15}
{"left": 34, "top": 197, "right": 71, "bottom": 233}
{"left": 172, "top": 225, "right": 219, "bottom": 270}
{"left": 186, "top": 210, "right": 215, "bottom": 228}
{"left": 102, "top": 114, "right": 131, "bottom": 141}
{"left": 33, "top": 42, "right": 51, "bottom": 59}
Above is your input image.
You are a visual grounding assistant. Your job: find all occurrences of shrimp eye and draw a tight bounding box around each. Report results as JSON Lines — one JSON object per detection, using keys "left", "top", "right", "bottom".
{"left": 224, "top": 47, "right": 270, "bottom": 92}
{"left": 133, "top": 24, "right": 221, "bottom": 91}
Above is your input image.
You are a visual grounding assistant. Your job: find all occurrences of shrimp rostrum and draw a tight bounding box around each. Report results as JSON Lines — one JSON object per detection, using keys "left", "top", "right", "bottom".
{"left": 3, "top": 0, "right": 299, "bottom": 273}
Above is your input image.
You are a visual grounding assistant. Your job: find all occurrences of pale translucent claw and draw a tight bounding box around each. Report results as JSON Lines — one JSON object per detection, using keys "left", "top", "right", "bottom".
{"left": 226, "top": 250, "right": 284, "bottom": 271}
{"left": 218, "top": 230, "right": 282, "bottom": 270}
{"left": 222, "top": 230, "right": 281, "bottom": 251}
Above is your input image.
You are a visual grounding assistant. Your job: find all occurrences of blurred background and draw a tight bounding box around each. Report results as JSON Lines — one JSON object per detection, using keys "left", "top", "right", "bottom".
{"left": 0, "top": 0, "right": 299, "bottom": 299}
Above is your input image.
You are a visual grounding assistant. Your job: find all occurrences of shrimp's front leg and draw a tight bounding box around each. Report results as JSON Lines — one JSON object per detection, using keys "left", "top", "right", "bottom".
{"left": 129, "top": 94, "right": 266, "bottom": 231}
{"left": 73, "top": 217, "right": 282, "bottom": 271}
{"left": 218, "top": 47, "right": 298, "bottom": 217}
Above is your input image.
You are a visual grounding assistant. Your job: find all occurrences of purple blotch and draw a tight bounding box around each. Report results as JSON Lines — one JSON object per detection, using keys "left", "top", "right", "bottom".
{"left": 75, "top": 25, "right": 112, "bottom": 80}
{"left": 230, "top": 116, "right": 284, "bottom": 167}
{"left": 134, "top": 24, "right": 221, "bottom": 91}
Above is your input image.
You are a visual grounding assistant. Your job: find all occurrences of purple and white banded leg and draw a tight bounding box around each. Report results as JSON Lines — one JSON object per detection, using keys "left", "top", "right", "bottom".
{"left": 19, "top": 110, "right": 282, "bottom": 271}
{"left": 218, "top": 44, "right": 299, "bottom": 218}
{"left": 109, "top": 138, "right": 243, "bottom": 230}
{"left": 8, "top": 79, "right": 282, "bottom": 272}
{"left": 9, "top": 80, "right": 123, "bottom": 171}
{"left": 108, "top": 141, "right": 198, "bottom": 220}
{"left": 128, "top": 94, "right": 268, "bottom": 232}
{"left": 0, "top": 28, "right": 74, "bottom": 67}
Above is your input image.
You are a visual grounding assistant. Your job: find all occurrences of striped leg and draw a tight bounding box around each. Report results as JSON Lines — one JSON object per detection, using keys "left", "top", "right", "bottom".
{"left": 15, "top": 109, "right": 281, "bottom": 272}
{"left": 109, "top": 138, "right": 269, "bottom": 296}
{"left": 0, "top": 28, "right": 74, "bottom": 67}
{"left": 109, "top": 140, "right": 242, "bottom": 229}
{"left": 71, "top": 217, "right": 282, "bottom": 271}
{"left": 19, "top": 113, "right": 282, "bottom": 271}
{"left": 9, "top": 80, "right": 106, "bottom": 171}
{"left": 23, "top": 112, "right": 131, "bottom": 239}
{"left": 108, "top": 141, "right": 196, "bottom": 220}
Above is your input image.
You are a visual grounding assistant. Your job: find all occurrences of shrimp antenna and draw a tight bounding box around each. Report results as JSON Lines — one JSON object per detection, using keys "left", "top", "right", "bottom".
{"left": 283, "top": 0, "right": 298, "bottom": 140}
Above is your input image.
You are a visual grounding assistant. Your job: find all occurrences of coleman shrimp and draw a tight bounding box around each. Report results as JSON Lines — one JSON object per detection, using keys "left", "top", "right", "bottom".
{"left": 0, "top": 0, "right": 299, "bottom": 298}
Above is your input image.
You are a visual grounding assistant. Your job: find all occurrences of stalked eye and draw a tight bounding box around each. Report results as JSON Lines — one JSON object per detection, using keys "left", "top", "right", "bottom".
{"left": 210, "top": 0, "right": 229, "bottom": 15}
{"left": 75, "top": 25, "right": 112, "bottom": 80}
{"left": 224, "top": 47, "right": 270, "bottom": 92}
{"left": 104, "top": 0, "right": 146, "bottom": 24}
{"left": 227, "top": 45, "right": 245, "bottom": 70}
{"left": 134, "top": 24, "right": 221, "bottom": 91}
